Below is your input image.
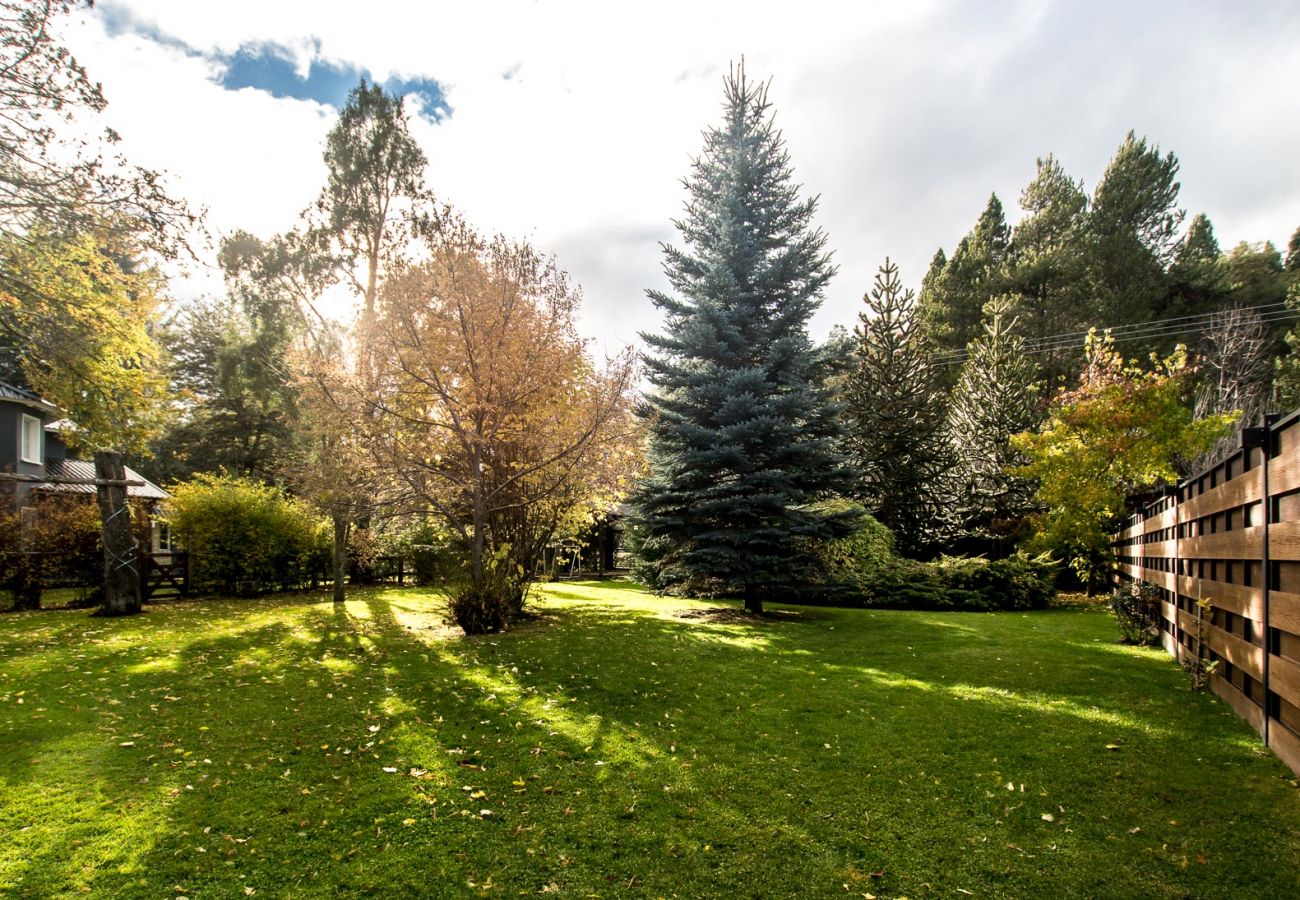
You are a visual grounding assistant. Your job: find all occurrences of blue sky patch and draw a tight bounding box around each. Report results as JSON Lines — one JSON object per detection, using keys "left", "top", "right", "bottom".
{"left": 98, "top": 6, "right": 448, "bottom": 119}
{"left": 217, "top": 43, "right": 450, "bottom": 119}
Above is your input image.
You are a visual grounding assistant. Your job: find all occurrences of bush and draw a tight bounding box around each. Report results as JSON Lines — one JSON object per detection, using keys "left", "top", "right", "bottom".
{"left": 1109, "top": 581, "right": 1163, "bottom": 645}
{"left": 448, "top": 546, "right": 526, "bottom": 634}
{"left": 380, "top": 521, "right": 461, "bottom": 586}
{"left": 0, "top": 497, "right": 104, "bottom": 609}
{"left": 807, "top": 500, "right": 895, "bottom": 585}
{"left": 166, "top": 474, "right": 329, "bottom": 595}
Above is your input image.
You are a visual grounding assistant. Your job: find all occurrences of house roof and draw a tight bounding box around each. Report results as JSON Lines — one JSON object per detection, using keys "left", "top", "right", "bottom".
{"left": 35, "top": 458, "right": 169, "bottom": 501}
{"left": 0, "top": 381, "right": 59, "bottom": 416}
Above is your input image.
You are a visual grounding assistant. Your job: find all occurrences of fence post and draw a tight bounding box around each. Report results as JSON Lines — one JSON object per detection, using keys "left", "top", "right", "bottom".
{"left": 1244, "top": 425, "right": 1271, "bottom": 745}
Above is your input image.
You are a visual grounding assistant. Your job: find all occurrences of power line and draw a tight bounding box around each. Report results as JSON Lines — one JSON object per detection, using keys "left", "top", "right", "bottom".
{"left": 932, "top": 302, "right": 1295, "bottom": 367}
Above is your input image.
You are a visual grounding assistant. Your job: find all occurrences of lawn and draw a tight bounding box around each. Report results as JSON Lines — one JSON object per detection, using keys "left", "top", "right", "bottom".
{"left": 1, "top": 582, "right": 1298, "bottom": 898}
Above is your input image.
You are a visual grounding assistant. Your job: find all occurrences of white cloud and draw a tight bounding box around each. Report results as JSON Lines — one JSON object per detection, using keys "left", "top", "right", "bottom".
{"left": 62, "top": 1, "right": 1300, "bottom": 346}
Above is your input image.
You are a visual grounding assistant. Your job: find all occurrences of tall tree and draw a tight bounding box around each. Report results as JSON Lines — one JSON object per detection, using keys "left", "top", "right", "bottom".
{"left": 1085, "top": 131, "right": 1183, "bottom": 326}
{"left": 947, "top": 297, "right": 1039, "bottom": 550}
{"left": 844, "top": 258, "right": 950, "bottom": 557}
{"left": 312, "top": 79, "right": 432, "bottom": 373}
{"left": 1007, "top": 155, "right": 1090, "bottom": 390}
{"left": 1193, "top": 305, "right": 1272, "bottom": 468}
{"left": 920, "top": 193, "right": 1011, "bottom": 373}
{"left": 631, "top": 64, "right": 855, "bottom": 613}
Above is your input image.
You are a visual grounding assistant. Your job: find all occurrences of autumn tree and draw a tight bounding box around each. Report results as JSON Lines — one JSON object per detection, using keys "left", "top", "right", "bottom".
{"left": 631, "top": 64, "right": 855, "bottom": 612}
{"left": 1013, "top": 333, "right": 1233, "bottom": 592}
{"left": 365, "top": 220, "right": 637, "bottom": 633}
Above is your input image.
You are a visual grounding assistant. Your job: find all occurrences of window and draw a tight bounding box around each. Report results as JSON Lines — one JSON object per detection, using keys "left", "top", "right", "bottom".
{"left": 19, "top": 414, "right": 41, "bottom": 464}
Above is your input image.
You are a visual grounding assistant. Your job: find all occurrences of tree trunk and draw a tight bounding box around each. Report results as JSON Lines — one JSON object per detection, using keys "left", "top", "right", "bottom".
{"left": 743, "top": 583, "right": 763, "bottom": 616}
{"left": 94, "top": 451, "right": 141, "bottom": 616}
{"left": 332, "top": 510, "right": 349, "bottom": 604}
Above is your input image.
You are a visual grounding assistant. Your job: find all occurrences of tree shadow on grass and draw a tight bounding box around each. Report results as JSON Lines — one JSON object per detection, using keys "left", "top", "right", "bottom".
{"left": 2, "top": 590, "right": 1300, "bottom": 898}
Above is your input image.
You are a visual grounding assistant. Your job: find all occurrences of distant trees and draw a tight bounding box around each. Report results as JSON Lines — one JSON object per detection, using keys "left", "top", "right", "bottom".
{"left": 631, "top": 64, "right": 855, "bottom": 613}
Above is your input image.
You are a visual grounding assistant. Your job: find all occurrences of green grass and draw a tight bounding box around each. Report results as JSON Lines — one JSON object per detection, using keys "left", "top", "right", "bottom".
{"left": 1, "top": 581, "right": 1298, "bottom": 898}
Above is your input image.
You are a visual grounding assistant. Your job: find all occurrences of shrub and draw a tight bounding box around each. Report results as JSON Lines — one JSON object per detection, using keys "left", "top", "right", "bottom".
{"left": 807, "top": 500, "right": 895, "bottom": 585}
{"left": 1109, "top": 581, "right": 1163, "bottom": 645}
{"left": 0, "top": 497, "right": 103, "bottom": 609}
{"left": 448, "top": 546, "right": 526, "bottom": 634}
{"left": 380, "top": 521, "right": 461, "bottom": 586}
{"left": 166, "top": 474, "right": 329, "bottom": 595}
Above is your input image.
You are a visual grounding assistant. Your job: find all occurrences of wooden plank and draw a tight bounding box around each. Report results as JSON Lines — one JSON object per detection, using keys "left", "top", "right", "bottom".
{"left": 1268, "top": 721, "right": 1300, "bottom": 777}
{"left": 1179, "top": 471, "right": 1262, "bottom": 520}
{"left": 1267, "top": 521, "right": 1300, "bottom": 561}
{"left": 1272, "top": 591, "right": 1300, "bottom": 640}
{"left": 1189, "top": 620, "right": 1265, "bottom": 680}
{"left": 1175, "top": 578, "right": 1264, "bottom": 623}
{"left": 1210, "top": 673, "right": 1265, "bottom": 734}
{"left": 1179, "top": 527, "right": 1263, "bottom": 560}
{"left": 1268, "top": 450, "right": 1300, "bottom": 496}
{"left": 1270, "top": 653, "right": 1300, "bottom": 711}
{"left": 1144, "top": 539, "right": 1177, "bottom": 559}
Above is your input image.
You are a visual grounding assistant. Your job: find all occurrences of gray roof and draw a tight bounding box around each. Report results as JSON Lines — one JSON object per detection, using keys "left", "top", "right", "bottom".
{"left": 35, "top": 458, "right": 169, "bottom": 501}
{"left": 0, "top": 381, "right": 59, "bottom": 415}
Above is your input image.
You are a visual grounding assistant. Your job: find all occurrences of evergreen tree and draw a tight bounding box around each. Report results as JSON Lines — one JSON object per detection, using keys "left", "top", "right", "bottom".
{"left": 920, "top": 194, "right": 1011, "bottom": 373}
{"left": 1160, "top": 212, "right": 1228, "bottom": 345}
{"left": 1285, "top": 226, "right": 1300, "bottom": 274}
{"left": 1086, "top": 131, "right": 1183, "bottom": 326}
{"left": 1007, "top": 154, "right": 1089, "bottom": 390}
{"left": 947, "top": 297, "right": 1039, "bottom": 549}
{"left": 631, "top": 64, "right": 855, "bottom": 613}
{"left": 844, "top": 259, "right": 949, "bottom": 557}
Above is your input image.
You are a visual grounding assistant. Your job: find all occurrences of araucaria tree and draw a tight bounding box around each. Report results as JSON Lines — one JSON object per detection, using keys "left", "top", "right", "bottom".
{"left": 631, "top": 64, "right": 855, "bottom": 613}
{"left": 947, "top": 297, "right": 1039, "bottom": 548}
{"left": 843, "top": 259, "right": 950, "bottom": 557}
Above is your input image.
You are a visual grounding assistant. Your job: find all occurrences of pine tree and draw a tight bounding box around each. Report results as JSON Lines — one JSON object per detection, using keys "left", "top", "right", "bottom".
{"left": 631, "top": 64, "right": 855, "bottom": 613}
{"left": 1086, "top": 131, "right": 1184, "bottom": 326}
{"left": 1160, "top": 213, "right": 1227, "bottom": 345}
{"left": 1007, "top": 155, "right": 1089, "bottom": 390}
{"left": 844, "top": 259, "right": 950, "bottom": 557}
{"left": 920, "top": 194, "right": 1011, "bottom": 368}
{"left": 947, "top": 297, "right": 1039, "bottom": 549}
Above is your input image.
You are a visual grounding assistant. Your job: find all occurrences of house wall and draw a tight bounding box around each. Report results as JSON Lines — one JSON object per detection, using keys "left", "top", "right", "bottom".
{"left": 0, "top": 399, "right": 47, "bottom": 506}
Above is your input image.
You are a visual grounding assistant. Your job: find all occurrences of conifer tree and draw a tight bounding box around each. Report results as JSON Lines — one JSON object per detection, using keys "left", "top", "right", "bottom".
{"left": 1007, "top": 155, "right": 1089, "bottom": 389}
{"left": 1285, "top": 226, "right": 1300, "bottom": 274}
{"left": 947, "top": 297, "right": 1039, "bottom": 548}
{"left": 1086, "top": 131, "right": 1183, "bottom": 325}
{"left": 631, "top": 64, "right": 855, "bottom": 613}
{"left": 919, "top": 193, "right": 1011, "bottom": 365}
{"left": 844, "top": 259, "right": 949, "bottom": 557}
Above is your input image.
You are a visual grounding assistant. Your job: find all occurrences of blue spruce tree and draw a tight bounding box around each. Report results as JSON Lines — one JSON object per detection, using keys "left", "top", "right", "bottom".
{"left": 631, "top": 63, "right": 856, "bottom": 614}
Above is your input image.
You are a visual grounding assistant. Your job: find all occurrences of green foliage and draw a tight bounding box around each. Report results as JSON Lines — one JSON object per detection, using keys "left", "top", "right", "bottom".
{"left": 381, "top": 521, "right": 461, "bottom": 586}
{"left": 1108, "top": 582, "right": 1163, "bottom": 646}
{"left": 1013, "top": 334, "right": 1235, "bottom": 588}
{"left": 843, "top": 258, "right": 951, "bottom": 557}
{"left": 1273, "top": 285, "right": 1300, "bottom": 410}
{"left": 805, "top": 499, "right": 895, "bottom": 585}
{"left": 632, "top": 63, "right": 855, "bottom": 607}
{"left": 165, "top": 474, "right": 329, "bottom": 594}
{"left": 920, "top": 193, "right": 1011, "bottom": 366}
{"left": 856, "top": 552, "right": 1057, "bottom": 612}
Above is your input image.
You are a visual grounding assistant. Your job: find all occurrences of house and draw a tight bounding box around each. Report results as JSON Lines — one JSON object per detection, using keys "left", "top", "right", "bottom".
{"left": 0, "top": 381, "right": 171, "bottom": 552}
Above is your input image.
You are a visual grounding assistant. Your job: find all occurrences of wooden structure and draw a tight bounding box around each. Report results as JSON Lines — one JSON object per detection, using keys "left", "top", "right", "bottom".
{"left": 1111, "top": 412, "right": 1300, "bottom": 775}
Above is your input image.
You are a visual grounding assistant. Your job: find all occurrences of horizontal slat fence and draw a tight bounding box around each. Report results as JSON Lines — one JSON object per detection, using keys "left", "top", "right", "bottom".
{"left": 1112, "top": 411, "right": 1300, "bottom": 776}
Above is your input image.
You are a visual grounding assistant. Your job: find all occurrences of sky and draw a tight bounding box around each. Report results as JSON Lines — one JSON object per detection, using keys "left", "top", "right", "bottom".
{"left": 58, "top": 0, "right": 1300, "bottom": 356}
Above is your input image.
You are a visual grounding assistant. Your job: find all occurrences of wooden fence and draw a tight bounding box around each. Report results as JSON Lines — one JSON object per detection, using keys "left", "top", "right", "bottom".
{"left": 1111, "top": 411, "right": 1300, "bottom": 776}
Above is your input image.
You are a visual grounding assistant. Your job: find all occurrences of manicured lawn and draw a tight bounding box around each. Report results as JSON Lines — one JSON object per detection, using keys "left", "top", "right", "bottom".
{"left": 1, "top": 581, "right": 1298, "bottom": 898}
